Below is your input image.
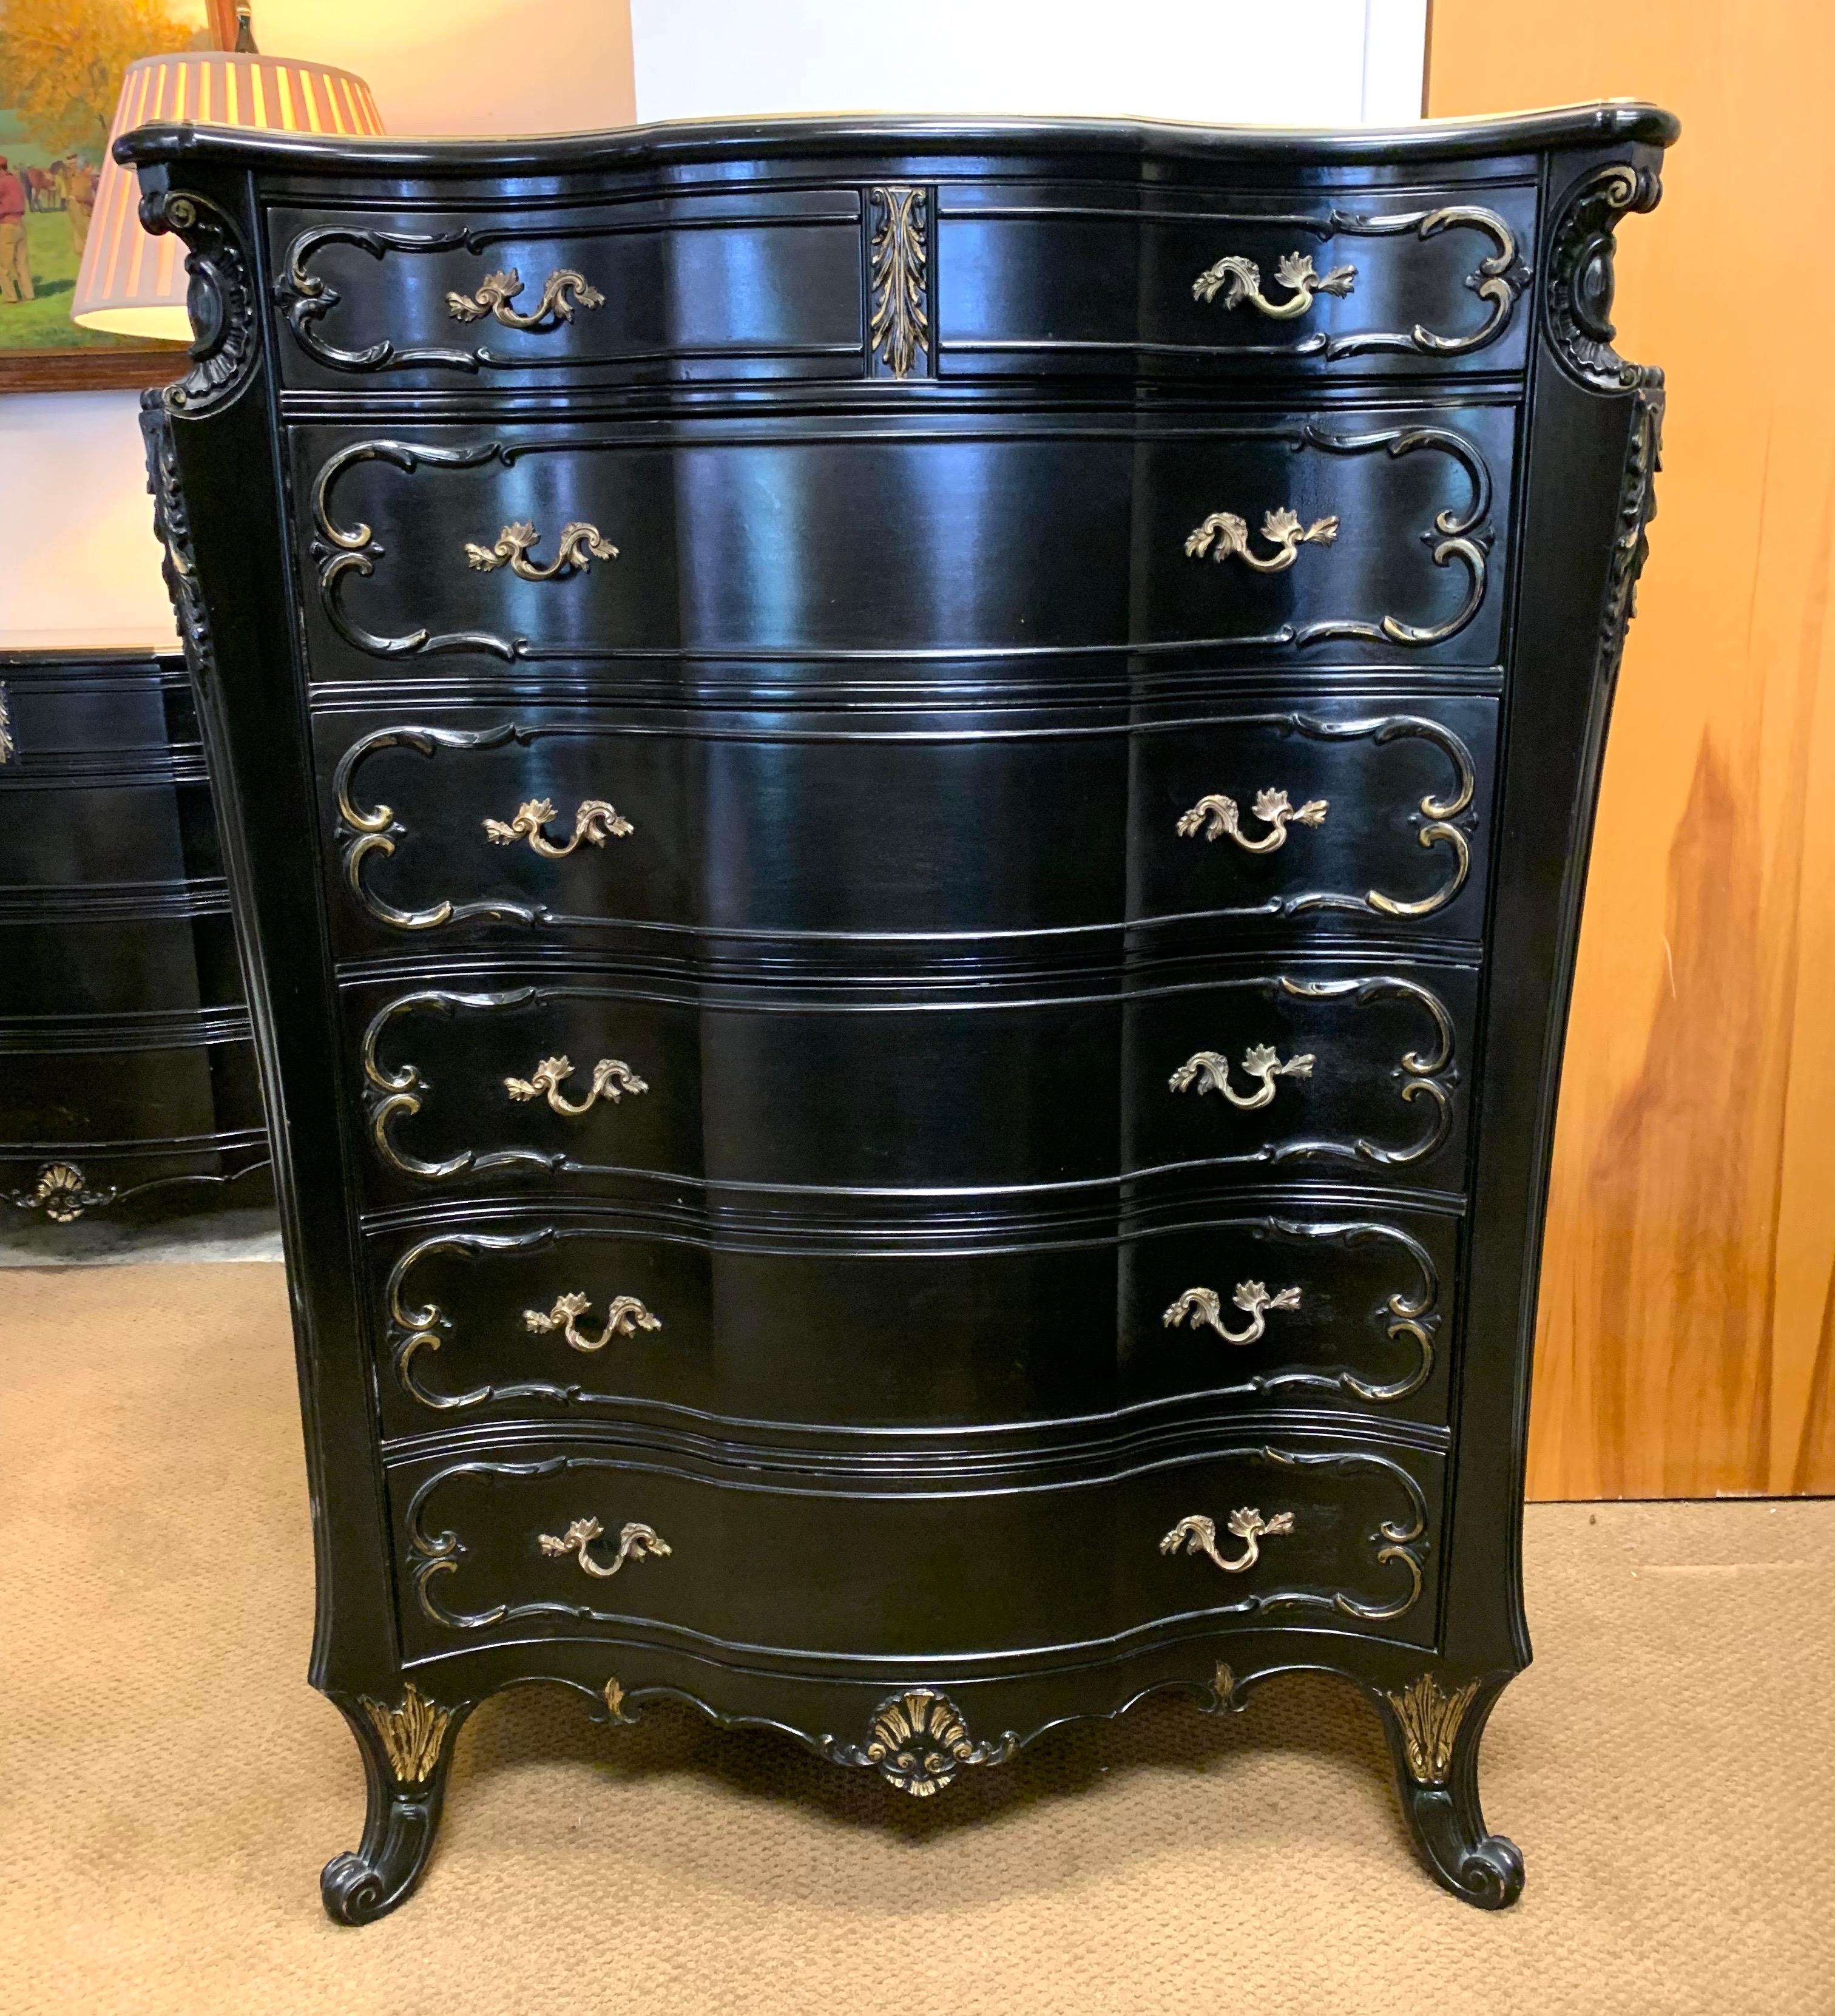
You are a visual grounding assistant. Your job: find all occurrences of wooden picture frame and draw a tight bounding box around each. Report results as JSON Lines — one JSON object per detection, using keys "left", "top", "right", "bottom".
{"left": 0, "top": 1, "right": 234, "bottom": 391}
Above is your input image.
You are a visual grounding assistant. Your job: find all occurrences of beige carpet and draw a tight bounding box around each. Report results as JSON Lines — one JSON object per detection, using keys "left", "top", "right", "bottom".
{"left": 2, "top": 1262, "right": 1831, "bottom": 2016}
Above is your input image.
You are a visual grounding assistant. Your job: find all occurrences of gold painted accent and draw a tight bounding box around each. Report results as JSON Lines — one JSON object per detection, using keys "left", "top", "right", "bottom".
{"left": 1185, "top": 506, "right": 1339, "bottom": 573}
{"left": 538, "top": 1516, "right": 671, "bottom": 1580}
{"left": 483, "top": 796, "right": 633, "bottom": 856}
{"left": 1160, "top": 1508, "right": 1296, "bottom": 1575}
{"left": 0, "top": 682, "right": 12, "bottom": 763}
{"left": 464, "top": 519, "right": 618, "bottom": 580}
{"left": 504, "top": 1054, "right": 647, "bottom": 1115}
{"left": 830, "top": 1689, "right": 1014, "bottom": 1797}
{"left": 1213, "top": 1661, "right": 1237, "bottom": 1708}
{"left": 1164, "top": 1281, "right": 1302, "bottom": 1347}
{"left": 1169, "top": 1043, "right": 1314, "bottom": 1111}
{"left": 8, "top": 1162, "right": 109, "bottom": 1222}
{"left": 604, "top": 1676, "right": 630, "bottom": 1720}
{"left": 1385, "top": 1673, "right": 1479, "bottom": 1785}
{"left": 868, "top": 185, "right": 929, "bottom": 378}
{"left": 1192, "top": 249, "right": 1357, "bottom": 317}
{"left": 1178, "top": 786, "right": 1329, "bottom": 852}
{"left": 1367, "top": 741, "right": 1476, "bottom": 918}
{"left": 525, "top": 1291, "right": 661, "bottom": 1353}
{"left": 359, "top": 1681, "right": 451, "bottom": 1787}
{"left": 445, "top": 266, "right": 604, "bottom": 329}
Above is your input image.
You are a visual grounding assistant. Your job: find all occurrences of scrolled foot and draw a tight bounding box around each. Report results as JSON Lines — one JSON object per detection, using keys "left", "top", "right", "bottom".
{"left": 321, "top": 1682, "right": 467, "bottom": 1925}
{"left": 1375, "top": 1669, "right": 1524, "bottom": 1910}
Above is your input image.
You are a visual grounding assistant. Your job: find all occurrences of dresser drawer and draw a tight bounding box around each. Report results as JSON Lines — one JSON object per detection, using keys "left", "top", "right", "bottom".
{"left": 390, "top": 1430, "right": 1443, "bottom": 1661}
{"left": 0, "top": 775, "right": 222, "bottom": 895}
{"left": 369, "top": 1203, "right": 1458, "bottom": 1436}
{"left": 936, "top": 181, "right": 1535, "bottom": 379}
{"left": 268, "top": 192, "right": 867, "bottom": 391}
{"left": 0, "top": 1018, "right": 262, "bottom": 1146}
{"left": 291, "top": 406, "right": 1513, "bottom": 675}
{"left": 0, "top": 907, "right": 240, "bottom": 1021}
{"left": 350, "top": 958, "right": 1475, "bottom": 1204}
{"left": 323, "top": 695, "right": 1496, "bottom": 955}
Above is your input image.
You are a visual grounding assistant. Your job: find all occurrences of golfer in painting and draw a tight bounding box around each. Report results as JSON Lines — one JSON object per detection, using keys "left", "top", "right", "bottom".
{"left": 0, "top": 157, "right": 34, "bottom": 305}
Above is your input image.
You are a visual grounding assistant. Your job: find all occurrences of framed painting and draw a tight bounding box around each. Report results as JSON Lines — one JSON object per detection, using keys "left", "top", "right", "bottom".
{"left": 0, "top": 0, "right": 238, "bottom": 388}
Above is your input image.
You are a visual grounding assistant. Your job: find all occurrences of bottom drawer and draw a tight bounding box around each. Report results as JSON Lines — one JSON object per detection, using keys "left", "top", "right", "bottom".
{"left": 391, "top": 1431, "right": 1442, "bottom": 1663}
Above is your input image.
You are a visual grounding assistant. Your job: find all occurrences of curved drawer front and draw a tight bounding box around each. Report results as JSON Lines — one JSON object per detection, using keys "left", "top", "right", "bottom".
{"left": 370, "top": 1205, "right": 1458, "bottom": 1437}
{"left": 0, "top": 1019, "right": 261, "bottom": 1146}
{"left": 0, "top": 774, "right": 221, "bottom": 895}
{"left": 390, "top": 1432, "right": 1444, "bottom": 1662}
{"left": 269, "top": 192, "right": 867, "bottom": 390}
{"left": 323, "top": 696, "right": 1496, "bottom": 955}
{"left": 350, "top": 959, "right": 1474, "bottom": 1202}
{"left": 292, "top": 408, "right": 1513, "bottom": 675}
{"left": 937, "top": 182, "right": 1535, "bottom": 378}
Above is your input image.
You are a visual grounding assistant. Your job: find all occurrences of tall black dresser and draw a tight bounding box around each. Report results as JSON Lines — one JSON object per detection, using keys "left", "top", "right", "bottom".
{"left": 0, "top": 645, "right": 268, "bottom": 1223}
{"left": 123, "top": 101, "right": 1674, "bottom": 1918}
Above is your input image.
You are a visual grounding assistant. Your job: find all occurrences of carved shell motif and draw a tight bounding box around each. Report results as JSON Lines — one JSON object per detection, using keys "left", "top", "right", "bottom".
{"left": 828, "top": 1688, "right": 1016, "bottom": 1796}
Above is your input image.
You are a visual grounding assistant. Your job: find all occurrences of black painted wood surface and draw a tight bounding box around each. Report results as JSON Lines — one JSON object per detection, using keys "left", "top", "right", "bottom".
{"left": 0, "top": 648, "right": 270, "bottom": 1222}
{"left": 121, "top": 100, "right": 1676, "bottom": 1918}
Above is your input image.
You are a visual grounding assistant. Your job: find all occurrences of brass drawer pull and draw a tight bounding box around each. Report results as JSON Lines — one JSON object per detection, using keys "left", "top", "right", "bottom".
{"left": 1177, "top": 786, "right": 1328, "bottom": 851}
{"left": 1164, "top": 1281, "right": 1300, "bottom": 1347}
{"left": 1185, "top": 505, "right": 1337, "bottom": 573}
{"left": 504, "top": 1052, "right": 647, "bottom": 1115}
{"left": 1161, "top": 1507, "right": 1295, "bottom": 1574}
{"left": 465, "top": 519, "right": 618, "bottom": 580}
{"left": 484, "top": 796, "right": 633, "bottom": 856}
{"left": 525, "top": 1291, "right": 661, "bottom": 1353}
{"left": 1169, "top": 1043, "right": 1314, "bottom": 1110}
{"left": 445, "top": 265, "right": 604, "bottom": 329}
{"left": 1192, "top": 250, "right": 1356, "bottom": 317}
{"left": 538, "top": 1516, "right": 671, "bottom": 1580}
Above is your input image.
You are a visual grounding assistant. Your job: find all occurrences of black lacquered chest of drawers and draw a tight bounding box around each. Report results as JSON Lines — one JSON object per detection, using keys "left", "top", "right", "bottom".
{"left": 123, "top": 100, "right": 1675, "bottom": 1918}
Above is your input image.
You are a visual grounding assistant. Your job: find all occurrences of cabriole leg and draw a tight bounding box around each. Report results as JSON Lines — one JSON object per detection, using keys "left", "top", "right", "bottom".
{"left": 1374, "top": 1669, "right": 1524, "bottom": 1909}
{"left": 320, "top": 1682, "right": 467, "bottom": 1925}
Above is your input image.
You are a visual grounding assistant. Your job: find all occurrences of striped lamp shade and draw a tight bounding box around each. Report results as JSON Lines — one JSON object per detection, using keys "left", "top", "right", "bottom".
{"left": 72, "top": 52, "right": 382, "bottom": 340}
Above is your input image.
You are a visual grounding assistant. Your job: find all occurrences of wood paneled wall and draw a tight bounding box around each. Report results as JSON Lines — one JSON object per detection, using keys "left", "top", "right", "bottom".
{"left": 1429, "top": 4, "right": 1835, "bottom": 1497}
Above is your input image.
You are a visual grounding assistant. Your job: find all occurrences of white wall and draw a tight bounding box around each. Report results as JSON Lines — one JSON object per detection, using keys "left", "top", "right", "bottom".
{"left": 0, "top": 0, "right": 1424, "bottom": 646}
{"left": 631, "top": 0, "right": 1425, "bottom": 124}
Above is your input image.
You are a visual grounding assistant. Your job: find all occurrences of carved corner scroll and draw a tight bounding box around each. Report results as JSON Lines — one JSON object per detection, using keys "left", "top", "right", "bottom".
{"left": 141, "top": 404, "right": 215, "bottom": 688}
{"left": 0, "top": 683, "right": 12, "bottom": 765}
{"left": 137, "top": 188, "right": 257, "bottom": 414}
{"left": 1545, "top": 163, "right": 1663, "bottom": 392}
{"left": 868, "top": 185, "right": 930, "bottom": 379}
{"left": 823, "top": 1690, "right": 1016, "bottom": 1796}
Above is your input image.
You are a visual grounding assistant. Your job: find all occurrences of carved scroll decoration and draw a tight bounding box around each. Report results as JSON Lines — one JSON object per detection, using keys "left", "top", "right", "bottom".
{"left": 138, "top": 189, "right": 257, "bottom": 414}
{"left": 309, "top": 424, "right": 1492, "bottom": 661}
{"left": 1385, "top": 1673, "right": 1480, "bottom": 1785}
{"left": 823, "top": 1690, "right": 1016, "bottom": 1796}
{"left": 446, "top": 266, "right": 603, "bottom": 329}
{"left": 359, "top": 1682, "right": 453, "bottom": 1787}
{"left": 868, "top": 185, "right": 929, "bottom": 378}
{"left": 1544, "top": 163, "right": 1663, "bottom": 391}
{"left": 1160, "top": 1507, "right": 1295, "bottom": 1574}
{"left": 1164, "top": 1281, "right": 1301, "bottom": 1348}
{"left": 0, "top": 683, "right": 12, "bottom": 764}
{"left": 1186, "top": 203, "right": 1527, "bottom": 357}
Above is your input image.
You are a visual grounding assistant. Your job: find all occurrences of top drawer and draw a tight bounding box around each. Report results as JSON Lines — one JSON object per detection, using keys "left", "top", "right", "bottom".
{"left": 265, "top": 179, "right": 1535, "bottom": 393}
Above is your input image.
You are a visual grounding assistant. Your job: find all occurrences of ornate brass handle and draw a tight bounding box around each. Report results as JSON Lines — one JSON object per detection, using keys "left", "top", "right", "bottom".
{"left": 1192, "top": 251, "right": 1356, "bottom": 317}
{"left": 1160, "top": 1508, "right": 1295, "bottom": 1574}
{"left": 1169, "top": 1043, "right": 1314, "bottom": 1110}
{"left": 445, "top": 266, "right": 603, "bottom": 329}
{"left": 464, "top": 520, "right": 618, "bottom": 580}
{"left": 1177, "top": 786, "right": 1328, "bottom": 851}
{"left": 1164, "top": 1282, "right": 1301, "bottom": 1347}
{"left": 504, "top": 1053, "right": 647, "bottom": 1114}
{"left": 1185, "top": 506, "right": 1338, "bottom": 573}
{"left": 483, "top": 796, "right": 633, "bottom": 856}
{"left": 525, "top": 1291, "right": 660, "bottom": 1353}
{"left": 538, "top": 1516, "right": 671, "bottom": 1580}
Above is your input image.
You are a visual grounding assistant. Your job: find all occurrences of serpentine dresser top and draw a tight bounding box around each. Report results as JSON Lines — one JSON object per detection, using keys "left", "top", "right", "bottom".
{"left": 123, "top": 100, "right": 1675, "bottom": 1918}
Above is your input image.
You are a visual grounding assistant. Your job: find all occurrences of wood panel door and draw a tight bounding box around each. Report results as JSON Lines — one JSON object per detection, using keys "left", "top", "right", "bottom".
{"left": 1430, "top": 4, "right": 1835, "bottom": 1496}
